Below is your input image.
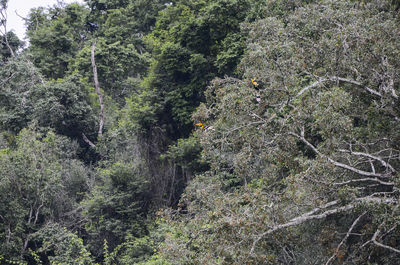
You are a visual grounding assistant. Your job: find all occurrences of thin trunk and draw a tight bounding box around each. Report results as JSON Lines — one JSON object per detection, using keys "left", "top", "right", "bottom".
{"left": 3, "top": 30, "right": 14, "bottom": 57}
{"left": 91, "top": 39, "right": 104, "bottom": 138}
{"left": 82, "top": 132, "right": 96, "bottom": 148}
{"left": 169, "top": 164, "right": 176, "bottom": 205}
{"left": 0, "top": 4, "right": 15, "bottom": 57}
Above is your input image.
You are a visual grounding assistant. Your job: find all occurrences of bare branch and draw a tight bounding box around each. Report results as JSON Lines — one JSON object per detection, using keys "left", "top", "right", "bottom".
{"left": 250, "top": 196, "right": 395, "bottom": 256}
{"left": 381, "top": 224, "right": 398, "bottom": 239}
{"left": 333, "top": 178, "right": 394, "bottom": 187}
{"left": 325, "top": 212, "right": 367, "bottom": 265}
{"left": 14, "top": 10, "right": 28, "bottom": 22}
{"left": 299, "top": 200, "right": 340, "bottom": 218}
{"left": 91, "top": 39, "right": 104, "bottom": 138}
{"left": 33, "top": 202, "right": 44, "bottom": 225}
{"left": 7, "top": 224, "right": 11, "bottom": 244}
{"left": 27, "top": 205, "right": 33, "bottom": 225}
{"left": 0, "top": 2, "right": 15, "bottom": 57}
{"left": 289, "top": 132, "right": 392, "bottom": 179}
{"left": 294, "top": 76, "right": 387, "bottom": 100}
{"left": 226, "top": 120, "right": 264, "bottom": 135}
{"left": 330, "top": 76, "right": 382, "bottom": 98}
{"left": 371, "top": 228, "right": 400, "bottom": 254}
{"left": 23, "top": 236, "right": 29, "bottom": 251}
{"left": 82, "top": 133, "right": 96, "bottom": 148}
{"left": 339, "top": 149, "right": 396, "bottom": 173}
{"left": 250, "top": 203, "right": 355, "bottom": 255}
{"left": 295, "top": 78, "right": 329, "bottom": 98}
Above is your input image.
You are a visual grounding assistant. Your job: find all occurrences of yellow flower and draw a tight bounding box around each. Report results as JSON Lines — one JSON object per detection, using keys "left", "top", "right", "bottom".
{"left": 251, "top": 78, "right": 259, "bottom": 87}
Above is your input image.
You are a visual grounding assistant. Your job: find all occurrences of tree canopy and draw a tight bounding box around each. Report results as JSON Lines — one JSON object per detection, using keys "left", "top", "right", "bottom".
{"left": 0, "top": 0, "right": 399, "bottom": 264}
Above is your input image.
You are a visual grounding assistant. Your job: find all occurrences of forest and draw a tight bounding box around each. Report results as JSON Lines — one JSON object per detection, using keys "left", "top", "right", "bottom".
{"left": 0, "top": 0, "right": 400, "bottom": 264}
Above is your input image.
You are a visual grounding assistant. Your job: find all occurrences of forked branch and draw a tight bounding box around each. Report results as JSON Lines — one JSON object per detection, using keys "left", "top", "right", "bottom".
{"left": 250, "top": 197, "right": 394, "bottom": 256}
{"left": 325, "top": 212, "right": 367, "bottom": 265}
{"left": 250, "top": 203, "right": 355, "bottom": 255}
{"left": 289, "top": 132, "right": 393, "bottom": 180}
{"left": 371, "top": 227, "right": 400, "bottom": 254}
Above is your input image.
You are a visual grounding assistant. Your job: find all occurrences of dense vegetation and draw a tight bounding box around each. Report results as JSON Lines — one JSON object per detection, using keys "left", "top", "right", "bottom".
{"left": 1, "top": 0, "right": 399, "bottom": 264}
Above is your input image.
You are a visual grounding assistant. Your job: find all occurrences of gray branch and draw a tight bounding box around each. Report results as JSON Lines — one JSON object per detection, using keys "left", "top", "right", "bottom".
{"left": 371, "top": 228, "right": 400, "bottom": 254}
{"left": 294, "top": 76, "right": 385, "bottom": 100}
{"left": 325, "top": 212, "right": 367, "bottom": 265}
{"left": 91, "top": 39, "right": 105, "bottom": 138}
{"left": 82, "top": 133, "right": 96, "bottom": 148}
{"left": 250, "top": 203, "right": 355, "bottom": 255}
{"left": 250, "top": 197, "right": 394, "bottom": 256}
{"left": 0, "top": 3, "right": 15, "bottom": 57}
{"left": 289, "top": 132, "right": 392, "bottom": 180}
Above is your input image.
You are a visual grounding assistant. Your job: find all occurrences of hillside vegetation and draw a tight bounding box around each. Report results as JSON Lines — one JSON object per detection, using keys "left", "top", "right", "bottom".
{"left": 1, "top": 0, "right": 400, "bottom": 264}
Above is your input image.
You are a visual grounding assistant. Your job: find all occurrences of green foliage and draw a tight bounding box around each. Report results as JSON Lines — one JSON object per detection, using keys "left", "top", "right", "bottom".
{"left": 142, "top": 0, "right": 263, "bottom": 138}
{"left": 102, "top": 235, "right": 156, "bottom": 264}
{"left": 143, "top": 41, "right": 210, "bottom": 137}
{"left": 0, "top": 69, "right": 97, "bottom": 143}
{"left": 164, "top": 135, "right": 209, "bottom": 173}
{"left": 2, "top": 0, "right": 400, "bottom": 263}
{"left": 27, "top": 3, "right": 89, "bottom": 79}
{"left": 155, "top": 0, "right": 400, "bottom": 264}
{"left": 0, "top": 32, "right": 23, "bottom": 63}
{"left": 119, "top": 87, "right": 160, "bottom": 133}
{"left": 0, "top": 127, "right": 91, "bottom": 262}
{"left": 31, "top": 75, "right": 97, "bottom": 140}
{"left": 214, "top": 32, "right": 246, "bottom": 75}
{"left": 0, "top": 55, "right": 43, "bottom": 133}
{"left": 84, "top": 0, "right": 168, "bottom": 34}
{"left": 72, "top": 35, "right": 150, "bottom": 101}
{"left": 35, "top": 223, "right": 94, "bottom": 265}
{"left": 72, "top": 0, "right": 168, "bottom": 101}
{"left": 82, "top": 161, "right": 151, "bottom": 258}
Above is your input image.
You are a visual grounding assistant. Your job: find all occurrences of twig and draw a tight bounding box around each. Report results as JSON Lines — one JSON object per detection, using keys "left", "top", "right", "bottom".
{"left": 371, "top": 228, "right": 400, "bottom": 254}
{"left": 325, "top": 212, "right": 367, "bottom": 265}
{"left": 338, "top": 149, "right": 396, "bottom": 173}
{"left": 333, "top": 178, "right": 394, "bottom": 187}
{"left": 289, "top": 132, "right": 392, "bottom": 179}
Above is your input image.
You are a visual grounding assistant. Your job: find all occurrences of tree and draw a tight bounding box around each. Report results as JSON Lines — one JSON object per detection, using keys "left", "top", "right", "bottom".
{"left": 0, "top": 128, "right": 92, "bottom": 263}
{"left": 0, "top": 55, "right": 44, "bottom": 133}
{"left": 72, "top": 0, "right": 168, "bottom": 101}
{"left": 82, "top": 161, "right": 151, "bottom": 259}
{"left": 143, "top": 0, "right": 259, "bottom": 138}
{"left": 0, "top": 0, "right": 17, "bottom": 58}
{"left": 26, "top": 3, "right": 89, "bottom": 79}
{"left": 113, "top": 0, "right": 265, "bottom": 211}
{"left": 156, "top": 0, "right": 400, "bottom": 264}
{"left": 0, "top": 32, "right": 22, "bottom": 63}
{"left": 0, "top": 65, "right": 97, "bottom": 146}
{"left": 30, "top": 75, "right": 97, "bottom": 141}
